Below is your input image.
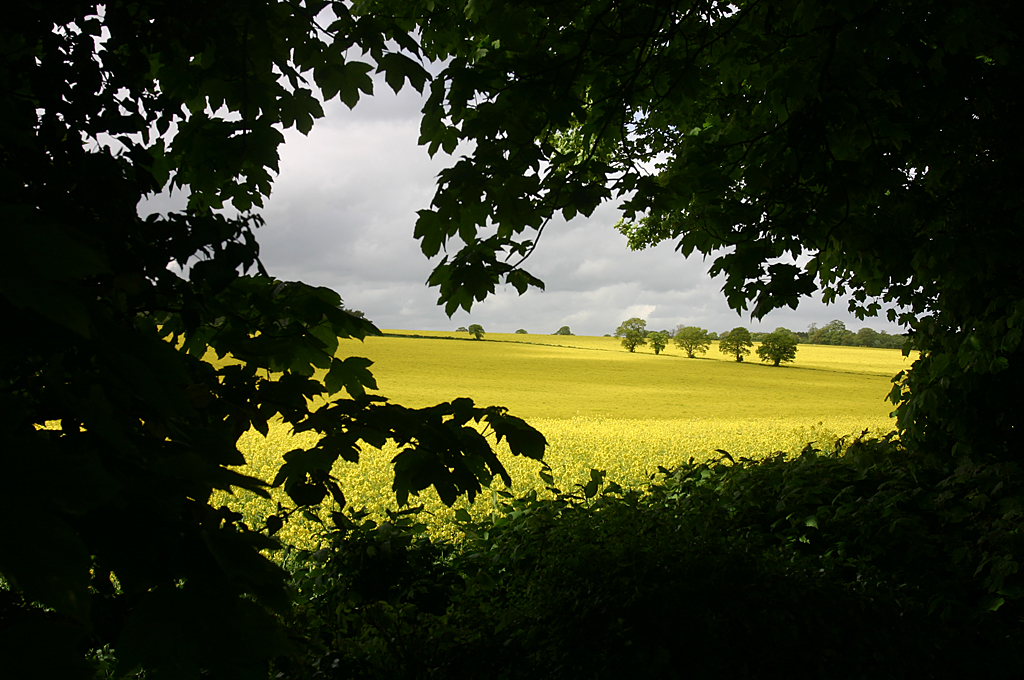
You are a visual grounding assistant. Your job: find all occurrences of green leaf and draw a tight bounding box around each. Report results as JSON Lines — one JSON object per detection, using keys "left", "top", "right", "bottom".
{"left": 338, "top": 60, "right": 374, "bottom": 108}
{"left": 414, "top": 209, "right": 446, "bottom": 257}
{"left": 487, "top": 410, "right": 546, "bottom": 460}
{"left": 986, "top": 596, "right": 1005, "bottom": 612}
{"left": 324, "top": 356, "right": 377, "bottom": 398}
{"left": 377, "top": 52, "right": 430, "bottom": 94}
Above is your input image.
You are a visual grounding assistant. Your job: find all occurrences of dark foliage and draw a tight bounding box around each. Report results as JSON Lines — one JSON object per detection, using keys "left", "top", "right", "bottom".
{"left": 0, "top": 3, "right": 543, "bottom": 677}
{"left": 281, "top": 439, "right": 1024, "bottom": 678}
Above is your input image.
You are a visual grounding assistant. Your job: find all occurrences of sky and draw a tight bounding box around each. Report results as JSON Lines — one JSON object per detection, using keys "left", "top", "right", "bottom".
{"left": 144, "top": 75, "right": 908, "bottom": 338}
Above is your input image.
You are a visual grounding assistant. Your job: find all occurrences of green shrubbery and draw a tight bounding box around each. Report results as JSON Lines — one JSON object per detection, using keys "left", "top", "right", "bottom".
{"left": 275, "top": 437, "right": 1024, "bottom": 678}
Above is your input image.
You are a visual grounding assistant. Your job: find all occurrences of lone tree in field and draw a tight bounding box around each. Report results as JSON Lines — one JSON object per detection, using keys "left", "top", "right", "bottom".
{"left": 757, "top": 328, "right": 799, "bottom": 366}
{"left": 515, "top": 329, "right": 528, "bottom": 334}
{"left": 615, "top": 317, "right": 648, "bottom": 352}
{"left": 554, "top": 325, "right": 573, "bottom": 335}
{"left": 648, "top": 331, "right": 670, "bottom": 355}
{"left": 467, "top": 324, "right": 486, "bottom": 340}
{"left": 674, "top": 326, "right": 712, "bottom": 358}
{"left": 719, "top": 327, "right": 754, "bottom": 362}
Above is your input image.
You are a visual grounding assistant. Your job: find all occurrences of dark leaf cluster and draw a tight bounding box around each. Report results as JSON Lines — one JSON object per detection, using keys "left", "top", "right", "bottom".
{"left": 274, "top": 437, "right": 1024, "bottom": 678}
{"left": 1, "top": 3, "right": 543, "bottom": 677}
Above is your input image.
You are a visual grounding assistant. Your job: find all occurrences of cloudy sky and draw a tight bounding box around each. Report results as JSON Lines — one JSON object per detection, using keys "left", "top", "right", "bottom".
{"left": 147, "top": 76, "right": 907, "bottom": 338}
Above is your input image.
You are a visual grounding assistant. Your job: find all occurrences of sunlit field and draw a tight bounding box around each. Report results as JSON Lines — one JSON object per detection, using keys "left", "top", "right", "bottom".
{"left": 347, "top": 331, "right": 911, "bottom": 419}
{"left": 211, "top": 331, "right": 914, "bottom": 546}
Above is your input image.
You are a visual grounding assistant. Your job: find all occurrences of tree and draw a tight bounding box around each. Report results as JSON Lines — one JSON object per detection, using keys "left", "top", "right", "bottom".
{"left": 554, "top": 326, "right": 573, "bottom": 335}
{"left": 648, "top": 331, "right": 670, "bottom": 355}
{"left": 719, "top": 327, "right": 753, "bottom": 362}
{"left": 674, "top": 326, "right": 712, "bottom": 358}
{"left": 467, "top": 324, "right": 485, "bottom": 340}
{"left": 516, "top": 328, "right": 528, "bottom": 334}
{"left": 393, "top": 0, "right": 1024, "bottom": 459}
{"left": 856, "top": 327, "right": 882, "bottom": 348}
{"left": 757, "top": 328, "right": 799, "bottom": 367}
{"left": 615, "top": 318, "right": 648, "bottom": 352}
{"left": 1, "top": 4, "right": 546, "bottom": 677}
{"left": 877, "top": 331, "right": 908, "bottom": 350}
{"left": 810, "top": 320, "right": 853, "bottom": 346}
{"left": 807, "top": 323, "right": 821, "bottom": 344}
{"left": 457, "top": 326, "right": 469, "bottom": 332}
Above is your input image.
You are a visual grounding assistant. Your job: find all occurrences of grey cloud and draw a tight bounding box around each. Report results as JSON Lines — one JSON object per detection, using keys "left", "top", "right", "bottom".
{"left": 142, "top": 77, "right": 910, "bottom": 339}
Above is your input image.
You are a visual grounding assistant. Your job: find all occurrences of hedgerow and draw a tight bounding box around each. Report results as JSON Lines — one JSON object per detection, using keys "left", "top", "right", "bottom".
{"left": 275, "top": 436, "right": 1024, "bottom": 678}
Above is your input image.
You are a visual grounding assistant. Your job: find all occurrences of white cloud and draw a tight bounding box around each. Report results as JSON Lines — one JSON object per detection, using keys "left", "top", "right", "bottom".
{"left": 623, "top": 304, "right": 657, "bottom": 321}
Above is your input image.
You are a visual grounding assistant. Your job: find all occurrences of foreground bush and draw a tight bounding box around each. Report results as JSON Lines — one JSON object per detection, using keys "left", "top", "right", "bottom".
{"left": 276, "top": 437, "right": 1024, "bottom": 678}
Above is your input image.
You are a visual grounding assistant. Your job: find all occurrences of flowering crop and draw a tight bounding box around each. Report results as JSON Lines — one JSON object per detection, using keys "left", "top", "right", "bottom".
{"left": 213, "top": 415, "right": 894, "bottom": 547}
{"left": 210, "top": 332, "right": 907, "bottom": 546}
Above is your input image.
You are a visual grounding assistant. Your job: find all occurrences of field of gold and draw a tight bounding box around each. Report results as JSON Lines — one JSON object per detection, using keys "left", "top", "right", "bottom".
{"left": 328, "top": 331, "right": 911, "bottom": 419}
{"left": 211, "top": 332, "right": 913, "bottom": 546}
{"left": 220, "top": 414, "right": 894, "bottom": 546}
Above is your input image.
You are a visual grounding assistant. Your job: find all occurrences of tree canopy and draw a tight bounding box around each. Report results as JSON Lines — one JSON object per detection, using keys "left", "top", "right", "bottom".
{"left": 382, "top": 0, "right": 1023, "bottom": 459}
{"left": 757, "top": 328, "right": 800, "bottom": 367}
{"left": 674, "top": 326, "right": 712, "bottom": 358}
{"left": 719, "top": 327, "right": 753, "bottom": 362}
{"left": 648, "top": 331, "right": 670, "bottom": 355}
{"left": 1, "top": 3, "right": 544, "bottom": 677}
{"left": 809, "top": 320, "right": 853, "bottom": 346}
{"left": 615, "top": 318, "right": 648, "bottom": 352}
{"left": 467, "top": 323, "right": 486, "bottom": 340}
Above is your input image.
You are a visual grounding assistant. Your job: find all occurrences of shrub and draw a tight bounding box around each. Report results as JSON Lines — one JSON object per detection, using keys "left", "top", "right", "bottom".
{"left": 278, "top": 440, "right": 1024, "bottom": 678}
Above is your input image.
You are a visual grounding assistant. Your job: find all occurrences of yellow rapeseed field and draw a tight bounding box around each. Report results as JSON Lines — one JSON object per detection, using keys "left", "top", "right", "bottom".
{"left": 211, "top": 331, "right": 913, "bottom": 546}
{"left": 326, "top": 331, "right": 909, "bottom": 420}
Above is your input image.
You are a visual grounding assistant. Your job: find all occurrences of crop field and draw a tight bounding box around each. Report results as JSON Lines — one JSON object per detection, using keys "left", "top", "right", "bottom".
{"left": 211, "top": 331, "right": 915, "bottom": 546}
{"left": 346, "top": 331, "right": 908, "bottom": 419}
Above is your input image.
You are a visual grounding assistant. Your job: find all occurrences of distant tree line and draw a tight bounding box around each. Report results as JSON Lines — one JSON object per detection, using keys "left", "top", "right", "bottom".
{"left": 613, "top": 317, "right": 905, "bottom": 366}
{"left": 803, "top": 320, "right": 907, "bottom": 349}
{"left": 454, "top": 319, "right": 903, "bottom": 351}
{"left": 615, "top": 320, "right": 798, "bottom": 366}
{"left": 619, "top": 319, "right": 905, "bottom": 350}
